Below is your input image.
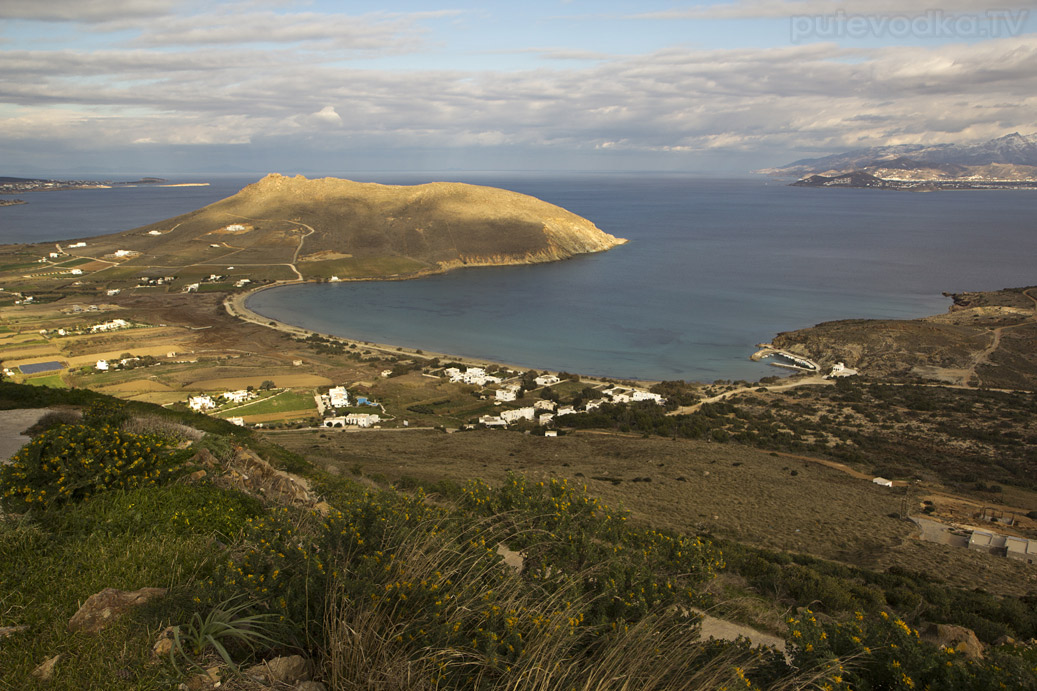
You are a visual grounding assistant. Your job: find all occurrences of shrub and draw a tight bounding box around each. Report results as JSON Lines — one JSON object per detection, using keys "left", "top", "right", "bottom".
{"left": 0, "top": 423, "right": 185, "bottom": 509}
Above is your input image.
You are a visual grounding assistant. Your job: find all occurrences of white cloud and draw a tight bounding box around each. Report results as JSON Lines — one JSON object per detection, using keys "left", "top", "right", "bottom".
{"left": 311, "top": 106, "right": 343, "bottom": 126}
{"left": 0, "top": 0, "right": 177, "bottom": 22}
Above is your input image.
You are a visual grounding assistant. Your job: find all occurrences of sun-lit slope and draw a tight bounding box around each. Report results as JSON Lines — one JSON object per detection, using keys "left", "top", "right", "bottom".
{"left": 89, "top": 174, "right": 626, "bottom": 279}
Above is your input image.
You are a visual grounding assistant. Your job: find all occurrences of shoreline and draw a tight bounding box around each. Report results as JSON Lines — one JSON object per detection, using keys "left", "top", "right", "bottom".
{"left": 224, "top": 279, "right": 663, "bottom": 386}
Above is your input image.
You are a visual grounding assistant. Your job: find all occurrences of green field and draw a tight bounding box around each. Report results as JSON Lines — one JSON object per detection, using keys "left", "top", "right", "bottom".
{"left": 215, "top": 389, "right": 316, "bottom": 417}
{"left": 25, "top": 373, "right": 68, "bottom": 388}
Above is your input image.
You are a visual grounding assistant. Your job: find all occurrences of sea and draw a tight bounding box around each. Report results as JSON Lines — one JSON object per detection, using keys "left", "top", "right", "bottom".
{"left": 3, "top": 173, "right": 1035, "bottom": 382}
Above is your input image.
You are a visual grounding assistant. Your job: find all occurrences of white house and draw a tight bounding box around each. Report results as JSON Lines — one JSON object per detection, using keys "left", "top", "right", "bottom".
{"left": 95, "top": 359, "right": 109, "bottom": 371}
{"left": 188, "top": 395, "right": 216, "bottom": 412}
{"left": 381, "top": 369, "right": 393, "bottom": 378}
{"left": 584, "top": 399, "right": 605, "bottom": 410}
{"left": 555, "top": 406, "right": 577, "bottom": 417}
{"left": 538, "top": 413, "right": 554, "bottom": 426}
{"left": 90, "top": 318, "right": 129, "bottom": 333}
{"left": 106, "top": 289, "right": 121, "bottom": 296}
{"left": 69, "top": 242, "right": 86, "bottom": 248}
{"left": 534, "top": 399, "right": 556, "bottom": 411}
{"left": 495, "top": 386, "right": 519, "bottom": 402}
{"left": 226, "top": 224, "right": 246, "bottom": 232}
{"left": 184, "top": 283, "right": 200, "bottom": 293}
{"left": 478, "top": 415, "right": 508, "bottom": 428}
{"left": 501, "top": 407, "right": 536, "bottom": 424}
{"left": 826, "top": 362, "right": 859, "bottom": 379}
{"left": 872, "top": 477, "right": 894, "bottom": 488}
{"left": 113, "top": 249, "right": 134, "bottom": 258}
{"left": 544, "top": 430, "right": 558, "bottom": 437}
{"left": 227, "top": 417, "right": 246, "bottom": 427}
{"left": 234, "top": 279, "right": 251, "bottom": 288}
{"left": 631, "top": 390, "right": 665, "bottom": 404}
{"left": 323, "top": 416, "right": 347, "bottom": 427}
{"left": 222, "top": 389, "right": 253, "bottom": 404}
{"left": 328, "top": 386, "right": 349, "bottom": 407}
{"left": 444, "top": 367, "right": 463, "bottom": 382}
{"left": 535, "top": 374, "right": 561, "bottom": 387}
{"left": 345, "top": 413, "right": 380, "bottom": 428}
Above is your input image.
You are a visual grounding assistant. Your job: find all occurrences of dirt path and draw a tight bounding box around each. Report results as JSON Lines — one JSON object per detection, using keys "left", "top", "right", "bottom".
{"left": 962, "top": 287, "right": 1037, "bottom": 386}
{"left": 668, "top": 375, "right": 832, "bottom": 416}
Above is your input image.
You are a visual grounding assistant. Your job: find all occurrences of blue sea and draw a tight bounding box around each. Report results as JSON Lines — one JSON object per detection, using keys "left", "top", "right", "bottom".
{"left": 3, "top": 173, "right": 1035, "bottom": 382}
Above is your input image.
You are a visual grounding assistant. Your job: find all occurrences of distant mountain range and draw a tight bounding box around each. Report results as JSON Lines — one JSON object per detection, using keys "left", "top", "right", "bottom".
{"left": 759, "top": 133, "right": 1037, "bottom": 189}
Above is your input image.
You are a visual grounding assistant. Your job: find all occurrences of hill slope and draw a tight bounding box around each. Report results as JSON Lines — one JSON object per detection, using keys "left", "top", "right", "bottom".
{"left": 77, "top": 174, "right": 626, "bottom": 281}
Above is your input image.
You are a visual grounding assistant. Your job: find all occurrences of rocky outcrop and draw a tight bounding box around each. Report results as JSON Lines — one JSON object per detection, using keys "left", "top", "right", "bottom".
{"left": 245, "top": 655, "right": 313, "bottom": 685}
{"left": 68, "top": 587, "right": 167, "bottom": 634}
{"left": 921, "top": 623, "right": 985, "bottom": 660}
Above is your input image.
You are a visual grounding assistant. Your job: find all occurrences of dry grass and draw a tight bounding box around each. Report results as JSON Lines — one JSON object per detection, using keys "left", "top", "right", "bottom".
{"left": 272, "top": 428, "right": 1037, "bottom": 597}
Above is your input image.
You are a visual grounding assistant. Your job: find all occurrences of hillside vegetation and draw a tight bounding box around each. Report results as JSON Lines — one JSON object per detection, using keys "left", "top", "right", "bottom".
{"left": 2, "top": 382, "right": 1037, "bottom": 690}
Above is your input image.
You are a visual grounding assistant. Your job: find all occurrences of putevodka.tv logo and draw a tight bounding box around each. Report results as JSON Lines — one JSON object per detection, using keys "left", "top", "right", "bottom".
{"left": 791, "top": 9, "right": 1029, "bottom": 43}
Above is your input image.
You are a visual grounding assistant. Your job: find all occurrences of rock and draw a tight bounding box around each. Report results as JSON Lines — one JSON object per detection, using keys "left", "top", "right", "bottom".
{"left": 313, "top": 500, "right": 334, "bottom": 516}
{"left": 246, "top": 655, "right": 312, "bottom": 685}
{"left": 33, "top": 654, "right": 64, "bottom": 680}
{"left": 185, "top": 666, "right": 221, "bottom": 691}
{"left": 0, "top": 624, "right": 28, "bottom": 639}
{"left": 152, "top": 625, "right": 177, "bottom": 658}
{"left": 189, "top": 469, "right": 207, "bottom": 481}
{"left": 995, "top": 635, "right": 1017, "bottom": 646}
{"left": 68, "top": 587, "right": 167, "bottom": 634}
{"left": 294, "top": 683, "right": 327, "bottom": 691}
{"left": 922, "top": 623, "right": 985, "bottom": 660}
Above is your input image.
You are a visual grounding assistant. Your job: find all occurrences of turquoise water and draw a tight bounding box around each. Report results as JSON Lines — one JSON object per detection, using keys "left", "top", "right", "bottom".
{"left": 4, "top": 173, "right": 1035, "bottom": 382}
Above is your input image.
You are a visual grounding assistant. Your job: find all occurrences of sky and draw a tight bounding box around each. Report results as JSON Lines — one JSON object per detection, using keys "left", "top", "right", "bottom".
{"left": 2, "top": 0, "right": 1036, "bottom": 175}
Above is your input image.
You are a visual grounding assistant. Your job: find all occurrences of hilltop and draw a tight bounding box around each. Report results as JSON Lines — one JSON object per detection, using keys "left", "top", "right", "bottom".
{"left": 67, "top": 174, "right": 626, "bottom": 283}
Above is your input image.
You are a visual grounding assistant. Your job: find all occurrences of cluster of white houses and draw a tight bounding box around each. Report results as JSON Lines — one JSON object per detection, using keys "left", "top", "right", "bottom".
{"left": 187, "top": 388, "right": 258, "bottom": 412}
{"left": 316, "top": 386, "right": 382, "bottom": 428}
{"left": 476, "top": 383, "right": 665, "bottom": 430}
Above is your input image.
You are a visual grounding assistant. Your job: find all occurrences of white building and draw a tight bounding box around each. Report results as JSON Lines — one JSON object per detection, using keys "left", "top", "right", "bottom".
{"left": 113, "top": 249, "right": 135, "bottom": 258}
{"left": 631, "top": 390, "right": 665, "bottom": 404}
{"left": 584, "top": 399, "right": 605, "bottom": 410}
{"left": 227, "top": 417, "right": 246, "bottom": 427}
{"left": 328, "top": 386, "right": 349, "bottom": 408}
{"left": 95, "top": 360, "right": 109, "bottom": 371}
{"left": 345, "top": 413, "right": 380, "bottom": 428}
{"left": 544, "top": 430, "right": 558, "bottom": 437}
{"left": 478, "top": 415, "right": 508, "bottom": 428}
{"left": 89, "top": 318, "right": 129, "bottom": 333}
{"left": 501, "top": 407, "right": 536, "bottom": 424}
{"left": 106, "top": 289, "right": 121, "bottom": 296}
{"left": 495, "top": 386, "right": 519, "bottom": 402}
{"left": 188, "top": 395, "right": 216, "bottom": 412}
{"left": 826, "top": 362, "right": 859, "bottom": 379}
{"left": 234, "top": 279, "right": 251, "bottom": 288}
{"left": 323, "top": 416, "right": 347, "bottom": 427}
{"left": 69, "top": 242, "right": 87, "bottom": 248}
{"left": 184, "top": 283, "right": 199, "bottom": 293}
{"left": 872, "top": 477, "right": 894, "bottom": 488}
{"left": 538, "top": 413, "right": 554, "bottom": 426}
{"left": 535, "top": 374, "right": 561, "bottom": 387}
{"left": 222, "top": 390, "right": 253, "bottom": 404}
{"left": 555, "top": 406, "right": 577, "bottom": 417}
{"left": 534, "top": 399, "right": 556, "bottom": 411}
{"left": 381, "top": 369, "right": 393, "bottom": 378}
{"left": 226, "top": 224, "right": 246, "bottom": 232}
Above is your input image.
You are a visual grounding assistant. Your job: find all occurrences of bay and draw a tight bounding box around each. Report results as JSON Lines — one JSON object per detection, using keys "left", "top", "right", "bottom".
{"left": 3, "top": 173, "right": 1035, "bottom": 382}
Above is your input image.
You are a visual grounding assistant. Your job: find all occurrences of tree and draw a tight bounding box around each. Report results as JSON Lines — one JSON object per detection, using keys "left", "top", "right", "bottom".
{"left": 260, "top": 380, "right": 275, "bottom": 391}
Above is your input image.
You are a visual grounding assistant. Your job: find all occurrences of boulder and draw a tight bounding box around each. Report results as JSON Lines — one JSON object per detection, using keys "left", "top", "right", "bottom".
{"left": 245, "top": 655, "right": 312, "bottom": 685}
{"left": 68, "top": 587, "right": 167, "bottom": 634}
{"left": 0, "top": 624, "right": 28, "bottom": 639}
{"left": 921, "top": 623, "right": 985, "bottom": 660}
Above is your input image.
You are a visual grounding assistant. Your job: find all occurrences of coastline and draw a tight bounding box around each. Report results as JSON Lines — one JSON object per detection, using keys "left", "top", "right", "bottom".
{"left": 224, "top": 279, "right": 648, "bottom": 385}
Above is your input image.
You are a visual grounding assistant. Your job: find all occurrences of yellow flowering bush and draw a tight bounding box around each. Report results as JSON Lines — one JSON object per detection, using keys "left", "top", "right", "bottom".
{"left": 0, "top": 424, "right": 183, "bottom": 509}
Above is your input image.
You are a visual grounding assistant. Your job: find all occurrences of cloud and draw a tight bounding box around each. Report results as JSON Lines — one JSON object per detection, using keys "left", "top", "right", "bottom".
{"left": 0, "top": 0, "right": 176, "bottom": 22}
{"left": 310, "top": 106, "right": 342, "bottom": 126}
{"left": 632, "top": 0, "right": 1034, "bottom": 20}
{"left": 1, "top": 15, "right": 1036, "bottom": 168}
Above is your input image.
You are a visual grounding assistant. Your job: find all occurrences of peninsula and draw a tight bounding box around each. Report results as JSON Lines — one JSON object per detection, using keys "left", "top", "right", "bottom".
{"left": 64, "top": 174, "right": 626, "bottom": 284}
